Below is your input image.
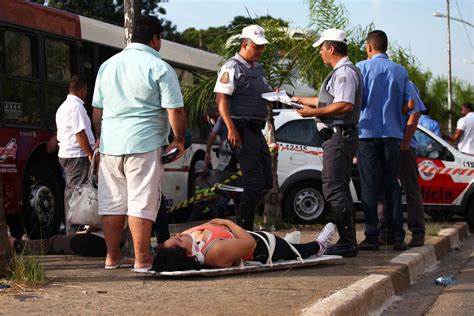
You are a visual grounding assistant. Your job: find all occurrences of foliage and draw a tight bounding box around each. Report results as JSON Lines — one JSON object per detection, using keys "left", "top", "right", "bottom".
{"left": 32, "top": 0, "right": 179, "bottom": 40}
{"left": 307, "top": 0, "right": 349, "bottom": 32}
{"left": 184, "top": 16, "right": 299, "bottom": 126}
{"left": 177, "top": 15, "right": 289, "bottom": 55}
{"left": 10, "top": 253, "right": 45, "bottom": 286}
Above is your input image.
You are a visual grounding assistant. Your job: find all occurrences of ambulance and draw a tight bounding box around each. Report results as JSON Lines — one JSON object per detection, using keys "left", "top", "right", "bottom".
{"left": 273, "top": 110, "right": 474, "bottom": 229}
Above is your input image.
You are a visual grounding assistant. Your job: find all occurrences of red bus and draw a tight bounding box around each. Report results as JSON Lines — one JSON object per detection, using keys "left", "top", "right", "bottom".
{"left": 0, "top": 0, "right": 221, "bottom": 238}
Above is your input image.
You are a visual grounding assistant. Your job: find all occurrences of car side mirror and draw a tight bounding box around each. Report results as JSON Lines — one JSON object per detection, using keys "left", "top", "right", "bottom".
{"left": 427, "top": 150, "right": 439, "bottom": 159}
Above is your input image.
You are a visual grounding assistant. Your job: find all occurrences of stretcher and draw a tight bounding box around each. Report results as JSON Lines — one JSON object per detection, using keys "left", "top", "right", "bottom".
{"left": 156, "top": 254, "right": 342, "bottom": 277}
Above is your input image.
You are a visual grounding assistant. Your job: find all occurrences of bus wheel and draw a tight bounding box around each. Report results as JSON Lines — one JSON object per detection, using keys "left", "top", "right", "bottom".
{"left": 23, "top": 163, "right": 63, "bottom": 239}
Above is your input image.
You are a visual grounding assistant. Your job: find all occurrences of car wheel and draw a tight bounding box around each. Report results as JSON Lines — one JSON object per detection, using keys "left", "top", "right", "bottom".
{"left": 465, "top": 198, "right": 474, "bottom": 231}
{"left": 284, "top": 180, "right": 328, "bottom": 224}
{"left": 22, "top": 163, "right": 64, "bottom": 239}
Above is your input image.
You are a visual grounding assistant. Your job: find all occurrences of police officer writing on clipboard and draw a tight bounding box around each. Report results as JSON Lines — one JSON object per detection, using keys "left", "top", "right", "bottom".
{"left": 292, "top": 29, "right": 362, "bottom": 257}
{"left": 213, "top": 25, "right": 273, "bottom": 231}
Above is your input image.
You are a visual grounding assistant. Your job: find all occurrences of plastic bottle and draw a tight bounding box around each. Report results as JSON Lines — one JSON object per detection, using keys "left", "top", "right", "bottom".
{"left": 435, "top": 276, "right": 457, "bottom": 285}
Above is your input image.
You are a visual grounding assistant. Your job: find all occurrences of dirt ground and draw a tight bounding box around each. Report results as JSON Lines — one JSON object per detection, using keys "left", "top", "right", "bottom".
{"left": 0, "top": 224, "right": 453, "bottom": 315}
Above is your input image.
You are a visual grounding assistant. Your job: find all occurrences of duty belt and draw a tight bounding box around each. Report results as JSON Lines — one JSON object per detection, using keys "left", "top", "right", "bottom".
{"left": 233, "top": 117, "right": 266, "bottom": 131}
{"left": 319, "top": 124, "right": 357, "bottom": 140}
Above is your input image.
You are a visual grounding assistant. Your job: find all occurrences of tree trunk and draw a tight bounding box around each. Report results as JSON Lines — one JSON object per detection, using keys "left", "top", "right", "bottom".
{"left": 0, "top": 175, "right": 11, "bottom": 277}
{"left": 124, "top": 0, "right": 141, "bottom": 45}
{"left": 263, "top": 105, "right": 283, "bottom": 227}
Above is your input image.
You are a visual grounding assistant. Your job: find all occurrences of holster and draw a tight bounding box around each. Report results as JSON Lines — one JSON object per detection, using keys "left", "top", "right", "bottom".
{"left": 318, "top": 127, "right": 333, "bottom": 141}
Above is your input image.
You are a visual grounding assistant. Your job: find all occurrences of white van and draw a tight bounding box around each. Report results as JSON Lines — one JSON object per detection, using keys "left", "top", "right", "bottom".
{"left": 273, "top": 110, "right": 474, "bottom": 229}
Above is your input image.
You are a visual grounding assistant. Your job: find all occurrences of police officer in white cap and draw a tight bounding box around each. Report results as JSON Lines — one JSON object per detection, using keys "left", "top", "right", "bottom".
{"left": 213, "top": 25, "right": 273, "bottom": 230}
{"left": 292, "top": 28, "right": 362, "bottom": 257}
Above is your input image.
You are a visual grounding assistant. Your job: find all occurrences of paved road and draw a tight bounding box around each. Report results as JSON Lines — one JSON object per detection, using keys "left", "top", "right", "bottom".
{"left": 383, "top": 232, "right": 474, "bottom": 315}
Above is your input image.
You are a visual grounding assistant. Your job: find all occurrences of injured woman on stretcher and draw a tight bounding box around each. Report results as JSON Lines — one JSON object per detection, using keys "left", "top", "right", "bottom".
{"left": 152, "top": 218, "right": 335, "bottom": 272}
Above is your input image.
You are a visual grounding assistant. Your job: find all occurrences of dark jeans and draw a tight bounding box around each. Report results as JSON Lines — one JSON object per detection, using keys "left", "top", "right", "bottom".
{"left": 59, "top": 156, "right": 90, "bottom": 232}
{"left": 322, "top": 126, "right": 358, "bottom": 210}
{"left": 400, "top": 148, "right": 425, "bottom": 236}
{"left": 358, "top": 138, "right": 405, "bottom": 243}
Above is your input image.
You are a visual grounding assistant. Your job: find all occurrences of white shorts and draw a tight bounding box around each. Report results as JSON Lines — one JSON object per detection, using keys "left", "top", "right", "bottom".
{"left": 98, "top": 148, "right": 163, "bottom": 221}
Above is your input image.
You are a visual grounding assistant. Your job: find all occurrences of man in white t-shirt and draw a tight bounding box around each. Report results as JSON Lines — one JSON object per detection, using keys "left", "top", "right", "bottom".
{"left": 450, "top": 102, "right": 474, "bottom": 155}
{"left": 56, "top": 75, "right": 95, "bottom": 232}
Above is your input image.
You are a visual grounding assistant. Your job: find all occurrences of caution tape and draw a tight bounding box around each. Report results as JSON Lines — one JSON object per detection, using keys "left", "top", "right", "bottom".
{"left": 168, "top": 170, "right": 243, "bottom": 213}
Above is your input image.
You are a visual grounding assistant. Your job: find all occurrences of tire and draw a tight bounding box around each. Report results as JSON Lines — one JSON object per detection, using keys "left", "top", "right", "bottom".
{"left": 22, "top": 163, "right": 64, "bottom": 239}
{"left": 284, "top": 180, "right": 329, "bottom": 224}
{"left": 465, "top": 198, "right": 474, "bottom": 231}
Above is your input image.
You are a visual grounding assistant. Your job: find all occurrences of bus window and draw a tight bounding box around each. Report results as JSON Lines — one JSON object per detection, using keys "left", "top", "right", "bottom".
{"left": 45, "top": 38, "right": 72, "bottom": 82}
{"left": 4, "top": 30, "right": 36, "bottom": 77}
{"left": 98, "top": 45, "right": 118, "bottom": 65}
{"left": 45, "top": 38, "right": 73, "bottom": 130}
{"left": 1, "top": 30, "right": 41, "bottom": 127}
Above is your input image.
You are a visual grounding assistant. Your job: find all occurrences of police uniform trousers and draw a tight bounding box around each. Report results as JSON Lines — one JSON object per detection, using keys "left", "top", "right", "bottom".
{"left": 321, "top": 126, "right": 358, "bottom": 210}
{"left": 234, "top": 119, "right": 272, "bottom": 230}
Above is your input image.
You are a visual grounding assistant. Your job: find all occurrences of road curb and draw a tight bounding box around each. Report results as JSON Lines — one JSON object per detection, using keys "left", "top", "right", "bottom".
{"left": 301, "top": 222, "right": 469, "bottom": 315}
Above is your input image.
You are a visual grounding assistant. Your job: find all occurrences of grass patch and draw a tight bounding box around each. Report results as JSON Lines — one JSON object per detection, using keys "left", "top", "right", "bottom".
{"left": 10, "top": 253, "right": 46, "bottom": 286}
{"left": 425, "top": 220, "right": 448, "bottom": 236}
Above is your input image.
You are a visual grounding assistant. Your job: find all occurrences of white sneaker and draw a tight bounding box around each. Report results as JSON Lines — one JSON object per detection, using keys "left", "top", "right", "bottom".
{"left": 315, "top": 222, "right": 336, "bottom": 256}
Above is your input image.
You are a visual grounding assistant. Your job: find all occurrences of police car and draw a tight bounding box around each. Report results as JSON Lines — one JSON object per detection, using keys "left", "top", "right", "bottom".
{"left": 273, "top": 110, "right": 474, "bottom": 229}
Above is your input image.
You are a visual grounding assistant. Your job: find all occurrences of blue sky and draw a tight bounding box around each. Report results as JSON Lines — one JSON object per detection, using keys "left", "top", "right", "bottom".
{"left": 163, "top": 0, "right": 473, "bottom": 84}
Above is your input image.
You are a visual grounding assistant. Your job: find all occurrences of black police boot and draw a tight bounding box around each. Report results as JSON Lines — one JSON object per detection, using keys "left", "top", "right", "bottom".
{"left": 326, "top": 208, "right": 358, "bottom": 257}
{"left": 239, "top": 198, "right": 256, "bottom": 231}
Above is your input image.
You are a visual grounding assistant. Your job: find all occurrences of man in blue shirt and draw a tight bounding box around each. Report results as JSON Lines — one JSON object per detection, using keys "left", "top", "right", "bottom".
{"left": 92, "top": 16, "right": 186, "bottom": 272}
{"left": 356, "top": 30, "right": 410, "bottom": 251}
{"left": 419, "top": 103, "right": 442, "bottom": 137}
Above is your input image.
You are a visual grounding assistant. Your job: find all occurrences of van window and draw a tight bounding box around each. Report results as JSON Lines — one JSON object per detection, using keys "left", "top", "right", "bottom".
{"left": 276, "top": 119, "right": 322, "bottom": 147}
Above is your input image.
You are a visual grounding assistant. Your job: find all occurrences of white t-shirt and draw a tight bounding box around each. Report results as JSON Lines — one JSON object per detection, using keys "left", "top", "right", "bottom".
{"left": 56, "top": 94, "right": 95, "bottom": 158}
{"left": 457, "top": 112, "right": 474, "bottom": 155}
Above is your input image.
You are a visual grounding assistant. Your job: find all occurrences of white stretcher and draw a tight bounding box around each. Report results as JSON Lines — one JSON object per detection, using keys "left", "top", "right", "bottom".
{"left": 156, "top": 254, "right": 342, "bottom": 277}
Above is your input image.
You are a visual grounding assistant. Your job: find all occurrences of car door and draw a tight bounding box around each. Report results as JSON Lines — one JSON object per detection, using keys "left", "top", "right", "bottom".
{"left": 275, "top": 118, "right": 323, "bottom": 183}
{"left": 414, "top": 128, "right": 465, "bottom": 206}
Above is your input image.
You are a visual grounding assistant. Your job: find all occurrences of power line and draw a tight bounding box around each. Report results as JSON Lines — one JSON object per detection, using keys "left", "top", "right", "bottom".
{"left": 455, "top": 0, "right": 473, "bottom": 48}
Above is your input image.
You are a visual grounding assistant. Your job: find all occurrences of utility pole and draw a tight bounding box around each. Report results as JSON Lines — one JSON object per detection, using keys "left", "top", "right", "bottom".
{"left": 124, "top": 0, "right": 141, "bottom": 45}
{"left": 446, "top": 0, "right": 453, "bottom": 133}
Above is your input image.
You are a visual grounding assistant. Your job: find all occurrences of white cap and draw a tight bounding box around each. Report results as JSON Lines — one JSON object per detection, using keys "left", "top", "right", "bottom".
{"left": 194, "top": 160, "right": 207, "bottom": 173}
{"left": 312, "top": 28, "right": 348, "bottom": 47}
{"left": 240, "top": 25, "right": 269, "bottom": 45}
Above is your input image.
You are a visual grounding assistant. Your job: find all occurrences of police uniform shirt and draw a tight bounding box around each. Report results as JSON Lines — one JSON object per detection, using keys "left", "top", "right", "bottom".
{"left": 325, "top": 56, "right": 359, "bottom": 106}
{"left": 213, "top": 53, "right": 271, "bottom": 96}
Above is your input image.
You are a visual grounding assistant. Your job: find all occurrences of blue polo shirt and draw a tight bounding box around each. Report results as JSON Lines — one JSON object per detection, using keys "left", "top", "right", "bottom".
{"left": 419, "top": 115, "right": 442, "bottom": 137}
{"left": 356, "top": 53, "right": 410, "bottom": 139}
{"left": 405, "top": 81, "right": 426, "bottom": 149}
{"left": 92, "top": 43, "right": 183, "bottom": 155}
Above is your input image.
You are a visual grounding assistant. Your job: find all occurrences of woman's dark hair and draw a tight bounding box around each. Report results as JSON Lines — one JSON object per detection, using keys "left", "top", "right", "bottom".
{"left": 131, "top": 15, "right": 163, "bottom": 44}
{"left": 152, "top": 247, "right": 202, "bottom": 272}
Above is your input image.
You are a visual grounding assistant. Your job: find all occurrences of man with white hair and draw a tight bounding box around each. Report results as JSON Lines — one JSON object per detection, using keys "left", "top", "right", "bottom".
{"left": 213, "top": 25, "right": 273, "bottom": 230}
{"left": 292, "top": 28, "right": 362, "bottom": 257}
